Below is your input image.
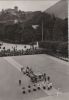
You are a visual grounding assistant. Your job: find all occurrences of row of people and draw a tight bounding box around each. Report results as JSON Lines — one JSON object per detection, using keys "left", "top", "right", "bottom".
{"left": 21, "top": 66, "right": 50, "bottom": 83}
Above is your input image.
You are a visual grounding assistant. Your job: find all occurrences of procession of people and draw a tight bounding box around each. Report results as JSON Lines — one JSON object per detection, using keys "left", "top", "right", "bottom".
{"left": 19, "top": 66, "right": 53, "bottom": 94}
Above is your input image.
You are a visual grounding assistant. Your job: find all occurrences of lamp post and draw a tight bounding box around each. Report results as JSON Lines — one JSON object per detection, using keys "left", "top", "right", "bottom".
{"left": 42, "top": 19, "right": 44, "bottom": 41}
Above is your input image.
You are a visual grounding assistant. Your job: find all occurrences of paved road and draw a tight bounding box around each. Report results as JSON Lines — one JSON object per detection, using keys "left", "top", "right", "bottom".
{"left": 4, "top": 57, "right": 62, "bottom": 96}
{"left": 0, "top": 54, "right": 69, "bottom": 100}
{"left": 12, "top": 54, "right": 69, "bottom": 93}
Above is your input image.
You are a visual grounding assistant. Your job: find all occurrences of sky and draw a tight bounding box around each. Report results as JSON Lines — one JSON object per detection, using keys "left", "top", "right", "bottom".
{"left": 0, "top": 0, "right": 60, "bottom": 12}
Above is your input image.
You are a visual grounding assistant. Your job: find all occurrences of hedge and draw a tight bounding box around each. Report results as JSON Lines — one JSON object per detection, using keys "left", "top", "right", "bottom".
{"left": 39, "top": 41, "right": 68, "bottom": 57}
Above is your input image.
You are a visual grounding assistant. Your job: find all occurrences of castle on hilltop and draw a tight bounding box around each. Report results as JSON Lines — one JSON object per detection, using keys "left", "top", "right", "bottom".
{"left": 3, "top": 6, "right": 19, "bottom": 15}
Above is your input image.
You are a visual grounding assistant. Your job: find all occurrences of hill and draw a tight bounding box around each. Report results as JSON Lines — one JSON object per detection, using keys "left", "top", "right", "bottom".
{"left": 0, "top": 7, "right": 41, "bottom": 24}
{"left": 0, "top": 5, "right": 68, "bottom": 44}
{"left": 45, "top": 0, "right": 68, "bottom": 19}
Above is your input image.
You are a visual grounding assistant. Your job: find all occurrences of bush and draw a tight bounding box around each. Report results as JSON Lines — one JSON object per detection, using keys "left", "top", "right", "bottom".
{"left": 39, "top": 41, "right": 68, "bottom": 57}
{"left": 57, "top": 42, "right": 68, "bottom": 57}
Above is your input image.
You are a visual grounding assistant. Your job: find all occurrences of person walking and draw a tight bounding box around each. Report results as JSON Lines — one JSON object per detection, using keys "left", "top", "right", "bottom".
{"left": 19, "top": 80, "right": 21, "bottom": 85}
{"left": 43, "top": 73, "right": 46, "bottom": 82}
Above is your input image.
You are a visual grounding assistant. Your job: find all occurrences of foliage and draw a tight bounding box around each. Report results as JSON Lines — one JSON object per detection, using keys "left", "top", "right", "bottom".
{"left": 39, "top": 41, "right": 68, "bottom": 57}
{"left": 0, "top": 11, "right": 68, "bottom": 44}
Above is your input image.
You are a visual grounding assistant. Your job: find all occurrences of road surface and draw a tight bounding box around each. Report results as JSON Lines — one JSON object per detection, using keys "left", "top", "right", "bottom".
{"left": 0, "top": 54, "right": 69, "bottom": 100}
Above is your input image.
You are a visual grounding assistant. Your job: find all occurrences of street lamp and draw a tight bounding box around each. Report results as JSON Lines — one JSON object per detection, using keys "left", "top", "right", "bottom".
{"left": 42, "top": 19, "right": 44, "bottom": 41}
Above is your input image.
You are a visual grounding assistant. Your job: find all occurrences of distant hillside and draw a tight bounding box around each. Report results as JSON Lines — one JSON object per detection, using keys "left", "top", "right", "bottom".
{"left": 0, "top": 6, "right": 41, "bottom": 24}
{"left": 45, "top": 0, "right": 68, "bottom": 19}
{"left": 0, "top": 6, "right": 68, "bottom": 44}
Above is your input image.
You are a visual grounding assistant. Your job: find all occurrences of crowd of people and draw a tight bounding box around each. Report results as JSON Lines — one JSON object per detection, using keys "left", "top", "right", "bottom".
{"left": 19, "top": 66, "right": 52, "bottom": 93}
{"left": 0, "top": 48, "right": 44, "bottom": 57}
{"left": 0, "top": 42, "right": 44, "bottom": 57}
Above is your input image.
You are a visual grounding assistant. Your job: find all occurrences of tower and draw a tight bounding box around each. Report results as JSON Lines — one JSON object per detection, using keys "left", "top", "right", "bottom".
{"left": 14, "top": 6, "right": 18, "bottom": 12}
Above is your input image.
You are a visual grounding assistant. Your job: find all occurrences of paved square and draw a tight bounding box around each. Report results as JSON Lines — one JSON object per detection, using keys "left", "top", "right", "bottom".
{"left": 0, "top": 54, "right": 69, "bottom": 100}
